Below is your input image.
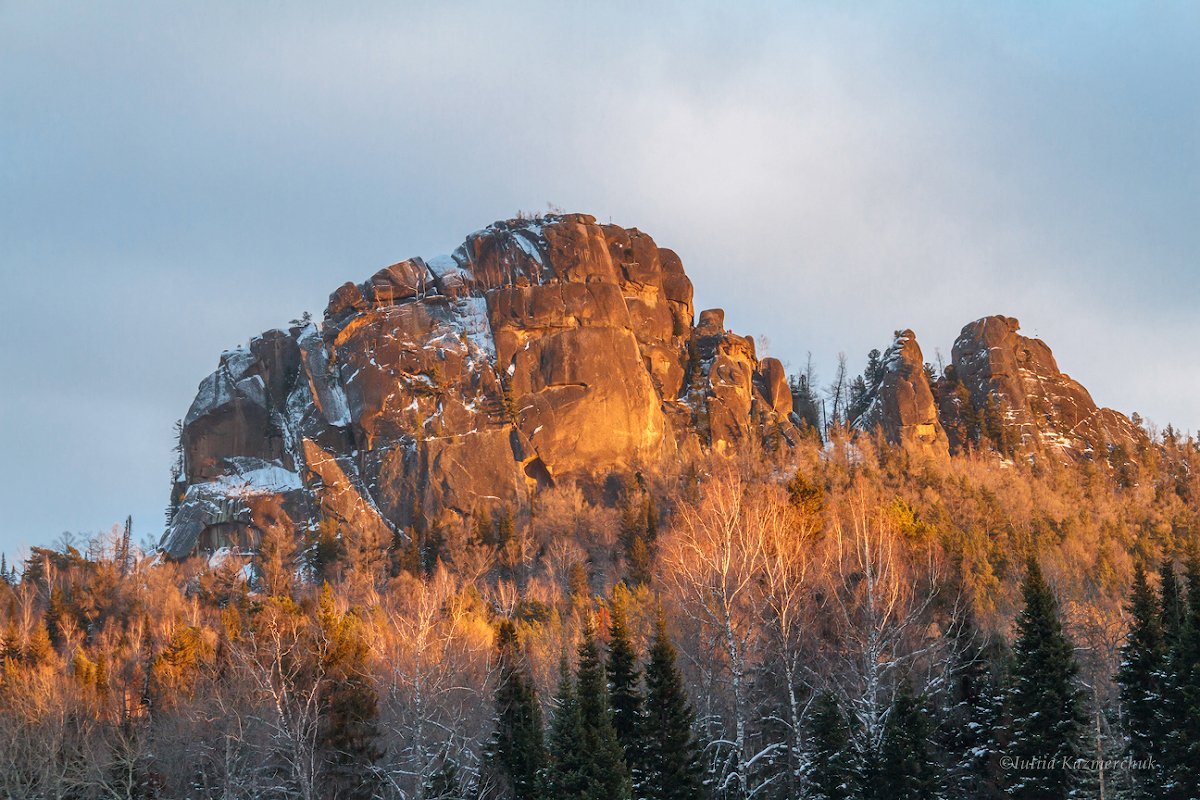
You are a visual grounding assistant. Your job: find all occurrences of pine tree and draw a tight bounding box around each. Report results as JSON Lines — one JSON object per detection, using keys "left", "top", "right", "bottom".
{"left": 576, "top": 621, "right": 633, "bottom": 800}
{"left": 804, "top": 691, "right": 855, "bottom": 800}
{"left": 1179, "top": 553, "right": 1200, "bottom": 791}
{"left": 847, "top": 374, "right": 871, "bottom": 424}
{"left": 484, "top": 620, "right": 546, "bottom": 800}
{"left": 641, "top": 612, "right": 704, "bottom": 800}
{"left": 1116, "top": 562, "right": 1164, "bottom": 799}
{"left": 607, "top": 586, "right": 646, "bottom": 790}
{"left": 876, "top": 681, "right": 937, "bottom": 800}
{"left": 1158, "top": 555, "right": 1200, "bottom": 799}
{"left": 627, "top": 536, "right": 653, "bottom": 589}
{"left": 546, "top": 655, "right": 588, "bottom": 799}
{"left": 941, "top": 607, "right": 1006, "bottom": 799}
{"left": 1006, "top": 557, "right": 1084, "bottom": 800}
{"left": 568, "top": 563, "right": 591, "bottom": 610}
{"left": 1160, "top": 561, "right": 1184, "bottom": 650}
{"left": 0, "top": 611, "right": 19, "bottom": 664}
{"left": 303, "top": 517, "right": 343, "bottom": 585}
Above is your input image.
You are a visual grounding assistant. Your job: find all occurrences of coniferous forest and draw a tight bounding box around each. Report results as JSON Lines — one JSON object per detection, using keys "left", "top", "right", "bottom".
{"left": 2, "top": 421, "right": 1199, "bottom": 799}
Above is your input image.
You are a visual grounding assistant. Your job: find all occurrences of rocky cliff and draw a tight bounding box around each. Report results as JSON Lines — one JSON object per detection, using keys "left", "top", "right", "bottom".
{"left": 162, "top": 216, "right": 1149, "bottom": 558}
{"left": 854, "top": 317, "right": 1146, "bottom": 461}
{"left": 161, "top": 214, "right": 799, "bottom": 557}
{"left": 852, "top": 330, "right": 950, "bottom": 457}
{"left": 935, "top": 315, "right": 1146, "bottom": 458}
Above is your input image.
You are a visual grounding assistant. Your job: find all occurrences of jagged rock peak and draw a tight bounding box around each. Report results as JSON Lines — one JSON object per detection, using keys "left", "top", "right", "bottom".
{"left": 161, "top": 214, "right": 799, "bottom": 558}
{"left": 853, "top": 329, "right": 949, "bottom": 457}
{"left": 938, "top": 315, "right": 1145, "bottom": 458}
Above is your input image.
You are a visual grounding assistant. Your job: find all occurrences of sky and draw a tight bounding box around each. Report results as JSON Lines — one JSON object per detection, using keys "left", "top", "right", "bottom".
{"left": 2, "top": 2, "right": 1198, "bottom": 562}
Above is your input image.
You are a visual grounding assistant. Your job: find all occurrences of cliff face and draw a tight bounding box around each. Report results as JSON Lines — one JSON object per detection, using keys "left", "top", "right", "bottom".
{"left": 162, "top": 215, "right": 1150, "bottom": 558}
{"left": 161, "top": 214, "right": 799, "bottom": 557}
{"left": 853, "top": 330, "right": 950, "bottom": 458}
{"left": 935, "top": 316, "right": 1145, "bottom": 458}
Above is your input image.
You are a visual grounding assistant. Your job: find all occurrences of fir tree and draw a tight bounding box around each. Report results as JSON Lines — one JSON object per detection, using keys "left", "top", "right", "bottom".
{"left": 1006, "top": 558, "right": 1084, "bottom": 800}
{"left": 607, "top": 586, "right": 646, "bottom": 790}
{"left": 1159, "top": 561, "right": 1185, "bottom": 650}
{"left": 1178, "top": 553, "right": 1200, "bottom": 791}
{"left": 0, "top": 610, "right": 20, "bottom": 664}
{"left": 876, "top": 681, "right": 937, "bottom": 800}
{"left": 940, "top": 607, "right": 1006, "bottom": 799}
{"left": 847, "top": 374, "right": 871, "bottom": 424}
{"left": 484, "top": 620, "right": 546, "bottom": 800}
{"left": 575, "top": 622, "right": 633, "bottom": 799}
{"left": 1116, "top": 562, "right": 1164, "bottom": 799}
{"left": 804, "top": 691, "right": 855, "bottom": 800}
{"left": 627, "top": 536, "right": 653, "bottom": 589}
{"left": 1159, "top": 555, "right": 1200, "bottom": 800}
{"left": 546, "top": 654, "right": 588, "bottom": 799}
{"left": 641, "top": 612, "right": 704, "bottom": 800}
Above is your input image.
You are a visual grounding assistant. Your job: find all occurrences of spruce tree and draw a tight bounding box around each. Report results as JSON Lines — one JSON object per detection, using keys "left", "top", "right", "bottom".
{"left": 1006, "top": 557, "right": 1084, "bottom": 800}
{"left": 1116, "top": 562, "right": 1164, "bottom": 799}
{"left": 642, "top": 612, "right": 704, "bottom": 800}
{"left": 575, "top": 622, "right": 633, "bottom": 800}
{"left": 804, "top": 691, "right": 855, "bottom": 800}
{"left": 1159, "top": 561, "right": 1185, "bottom": 650}
{"left": 484, "top": 620, "right": 545, "bottom": 800}
{"left": 546, "top": 654, "right": 588, "bottom": 799}
{"left": 1, "top": 610, "right": 22, "bottom": 664}
{"left": 1179, "top": 554, "right": 1200, "bottom": 792}
{"left": 876, "top": 681, "right": 937, "bottom": 800}
{"left": 607, "top": 586, "right": 646, "bottom": 790}
{"left": 1159, "top": 555, "right": 1200, "bottom": 800}
{"left": 940, "top": 607, "right": 1006, "bottom": 799}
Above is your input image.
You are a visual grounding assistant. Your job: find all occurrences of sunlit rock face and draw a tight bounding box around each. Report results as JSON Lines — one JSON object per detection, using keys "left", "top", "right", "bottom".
{"left": 161, "top": 214, "right": 799, "bottom": 557}
{"left": 938, "top": 315, "right": 1145, "bottom": 459}
{"left": 853, "top": 330, "right": 950, "bottom": 458}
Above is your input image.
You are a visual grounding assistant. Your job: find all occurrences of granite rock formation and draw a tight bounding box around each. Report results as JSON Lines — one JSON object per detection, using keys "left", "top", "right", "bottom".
{"left": 853, "top": 330, "right": 950, "bottom": 458}
{"left": 161, "top": 214, "right": 799, "bottom": 557}
{"left": 935, "top": 315, "right": 1145, "bottom": 458}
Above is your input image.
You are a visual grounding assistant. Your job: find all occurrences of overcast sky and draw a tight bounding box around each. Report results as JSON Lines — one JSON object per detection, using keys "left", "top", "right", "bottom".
{"left": 2, "top": 2, "right": 1197, "bottom": 561}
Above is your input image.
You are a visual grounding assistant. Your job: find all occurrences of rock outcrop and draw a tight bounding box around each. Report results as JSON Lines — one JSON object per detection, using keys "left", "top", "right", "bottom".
{"left": 853, "top": 330, "right": 949, "bottom": 458}
{"left": 162, "top": 217, "right": 1150, "bottom": 559}
{"left": 161, "top": 214, "right": 799, "bottom": 557}
{"left": 936, "top": 315, "right": 1145, "bottom": 458}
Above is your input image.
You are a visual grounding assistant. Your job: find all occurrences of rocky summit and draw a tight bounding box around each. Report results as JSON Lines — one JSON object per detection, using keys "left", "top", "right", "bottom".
{"left": 161, "top": 214, "right": 1147, "bottom": 558}
{"left": 161, "top": 214, "right": 800, "bottom": 557}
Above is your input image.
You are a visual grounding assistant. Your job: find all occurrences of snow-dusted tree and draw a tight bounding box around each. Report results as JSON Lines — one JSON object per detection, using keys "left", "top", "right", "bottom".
{"left": 1006, "top": 557, "right": 1084, "bottom": 800}
{"left": 1117, "top": 562, "right": 1164, "bottom": 799}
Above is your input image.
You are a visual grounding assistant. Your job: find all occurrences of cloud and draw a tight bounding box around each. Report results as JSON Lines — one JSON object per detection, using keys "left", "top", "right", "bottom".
{"left": 1, "top": 2, "right": 1197, "bottom": 556}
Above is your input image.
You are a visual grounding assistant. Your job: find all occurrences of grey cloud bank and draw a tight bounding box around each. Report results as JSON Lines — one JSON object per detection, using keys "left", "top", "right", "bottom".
{"left": 1, "top": 2, "right": 1197, "bottom": 558}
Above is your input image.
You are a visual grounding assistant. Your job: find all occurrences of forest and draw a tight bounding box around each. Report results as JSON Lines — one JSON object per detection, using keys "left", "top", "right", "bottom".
{"left": 2, "top": 419, "right": 1200, "bottom": 800}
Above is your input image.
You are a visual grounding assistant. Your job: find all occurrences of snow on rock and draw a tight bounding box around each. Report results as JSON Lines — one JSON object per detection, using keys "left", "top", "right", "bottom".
{"left": 162, "top": 213, "right": 800, "bottom": 557}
